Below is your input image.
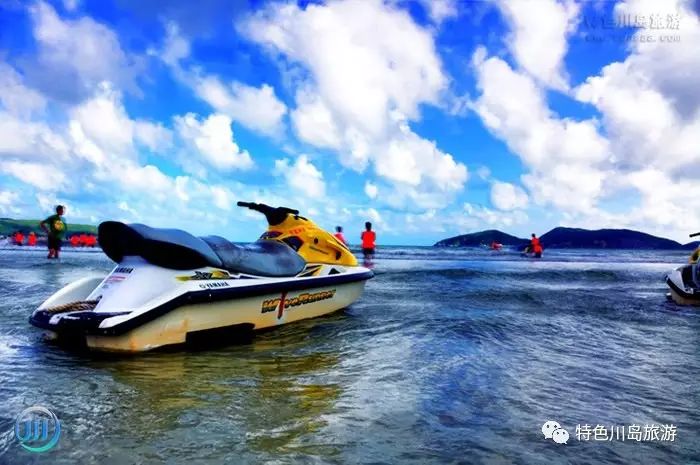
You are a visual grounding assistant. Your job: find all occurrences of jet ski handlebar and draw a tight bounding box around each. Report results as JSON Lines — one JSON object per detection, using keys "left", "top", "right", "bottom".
{"left": 236, "top": 201, "right": 300, "bottom": 226}
{"left": 690, "top": 232, "right": 700, "bottom": 238}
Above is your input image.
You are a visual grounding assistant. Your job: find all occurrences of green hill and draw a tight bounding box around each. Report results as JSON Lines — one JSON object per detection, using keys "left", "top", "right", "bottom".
{"left": 0, "top": 218, "right": 97, "bottom": 236}
{"left": 434, "top": 229, "right": 529, "bottom": 247}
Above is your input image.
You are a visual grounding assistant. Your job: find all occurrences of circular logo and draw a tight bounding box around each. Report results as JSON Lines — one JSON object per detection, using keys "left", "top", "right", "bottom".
{"left": 14, "top": 406, "right": 61, "bottom": 453}
{"left": 53, "top": 220, "right": 64, "bottom": 231}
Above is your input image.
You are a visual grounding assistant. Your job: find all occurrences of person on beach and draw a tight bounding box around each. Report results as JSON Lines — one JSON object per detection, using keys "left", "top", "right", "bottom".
{"left": 40, "top": 205, "right": 67, "bottom": 259}
{"left": 28, "top": 231, "right": 37, "bottom": 247}
{"left": 14, "top": 231, "right": 24, "bottom": 246}
{"left": 334, "top": 226, "right": 347, "bottom": 245}
{"left": 361, "top": 222, "right": 376, "bottom": 259}
{"left": 530, "top": 233, "right": 543, "bottom": 258}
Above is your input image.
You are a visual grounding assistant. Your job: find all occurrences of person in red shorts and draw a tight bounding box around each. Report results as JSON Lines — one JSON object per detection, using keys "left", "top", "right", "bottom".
{"left": 530, "top": 233, "right": 543, "bottom": 258}
{"left": 361, "top": 222, "right": 376, "bottom": 259}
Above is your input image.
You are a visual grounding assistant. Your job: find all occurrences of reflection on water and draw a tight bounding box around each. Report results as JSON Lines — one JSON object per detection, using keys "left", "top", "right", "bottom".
{"left": 0, "top": 248, "right": 699, "bottom": 464}
{"left": 98, "top": 330, "right": 343, "bottom": 459}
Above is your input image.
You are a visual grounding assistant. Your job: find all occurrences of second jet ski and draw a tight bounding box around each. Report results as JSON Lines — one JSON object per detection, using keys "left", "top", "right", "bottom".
{"left": 666, "top": 232, "right": 700, "bottom": 305}
{"left": 666, "top": 232, "right": 700, "bottom": 306}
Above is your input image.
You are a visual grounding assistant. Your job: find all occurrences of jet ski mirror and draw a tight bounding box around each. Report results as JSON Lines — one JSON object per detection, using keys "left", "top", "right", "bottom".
{"left": 237, "top": 201, "right": 300, "bottom": 226}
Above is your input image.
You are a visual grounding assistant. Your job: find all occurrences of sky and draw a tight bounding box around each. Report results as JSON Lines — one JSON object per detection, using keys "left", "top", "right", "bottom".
{"left": 0, "top": 0, "right": 698, "bottom": 245}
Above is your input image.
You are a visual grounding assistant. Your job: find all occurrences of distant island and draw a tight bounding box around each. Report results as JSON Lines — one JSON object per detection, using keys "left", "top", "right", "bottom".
{"left": 434, "top": 229, "right": 530, "bottom": 248}
{"left": 0, "top": 218, "right": 97, "bottom": 237}
{"left": 435, "top": 227, "right": 700, "bottom": 250}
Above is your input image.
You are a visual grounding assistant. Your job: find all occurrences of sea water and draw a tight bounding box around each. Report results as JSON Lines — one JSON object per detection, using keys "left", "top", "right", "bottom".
{"left": 0, "top": 247, "right": 698, "bottom": 464}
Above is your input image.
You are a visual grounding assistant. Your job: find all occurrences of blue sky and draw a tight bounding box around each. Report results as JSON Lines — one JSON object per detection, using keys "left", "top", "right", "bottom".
{"left": 0, "top": 0, "right": 698, "bottom": 245}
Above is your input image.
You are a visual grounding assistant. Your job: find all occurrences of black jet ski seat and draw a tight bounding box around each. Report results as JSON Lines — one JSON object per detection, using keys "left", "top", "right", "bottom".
{"left": 98, "top": 221, "right": 306, "bottom": 277}
{"left": 201, "top": 235, "right": 305, "bottom": 277}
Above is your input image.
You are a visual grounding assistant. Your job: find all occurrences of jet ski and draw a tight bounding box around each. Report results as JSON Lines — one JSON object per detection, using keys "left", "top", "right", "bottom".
{"left": 666, "top": 265, "right": 700, "bottom": 305}
{"left": 666, "top": 232, "right": 700, "bottom": 306}
{"left": 29, "top": 202, "right": 373, "bottom": 352}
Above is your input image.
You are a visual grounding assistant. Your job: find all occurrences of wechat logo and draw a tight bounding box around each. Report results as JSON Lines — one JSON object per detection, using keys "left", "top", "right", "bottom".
{"left": 542, "top": 420, "right": 569, "bottom": 444}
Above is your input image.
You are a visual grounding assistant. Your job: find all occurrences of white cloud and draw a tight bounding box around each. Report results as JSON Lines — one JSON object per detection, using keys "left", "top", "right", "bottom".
{"left": 117, "top": 200, "right": 139, "bottom": 218}
{"left": 291, "top": 89, "right": 342, "bottom": 149}
{"left": 174, "top": 112, "right": 253, "bottom": 171}
{"left": 241, "top": 0, "right": 467, "bottom": 207}
{"left": 495, "top": 0, "right": 580, "bottom": 89}
{"left": 0, "top": 161, "right": 67, "bottom": 191}
{"left": 70, "top": 83, "right": 137, "bottom": 157}
{"left": 464, "top": 202, "right": 529, "bottom": 229}
{"left": 67, "top": 82, "right": 173, "bottom": 163}
{"left": 364, "top": 208, "right": 382, "bottom": 224}
{"left": 0, "top": 70, "right": 251, "bottom": 231}
{"left": 28, "top": 2, "right": 141, "bottom": 101}
{"left": 0, "top": 64, "right": 66, "bottom": 166}
{"left": 119, "top": 163, "right": 174, "bottom": 198}
{"left": 210, "top": 186, "right": 233, "bottom": 211}
{"left": 155, "top": 25, "right": 287, "bottom": 137}
{"left": 158, "top": 22, "right": 190, "bottom": 67}
{"left": 193, "top": 75, "right": 287, "bottom": 137}
{"left": 375, "top": 116, "right": 468, "bottom": 190}
{"left": 377, "top": 204, "right": 530, "bottom": 236}
{"left": 274, "top": 154, "right": 325, "bottom": 198}
{"left": 472, "top": 49, "right": 610, "bottom": 213}
{"left": 0, "top": 112, "right": 71, "bottom": 162}
{"left": 567, "top": 0, "right": 700, "bottom": 238}
{"left": 63, "top": 0, "right": 80, "bottom": 12}
{"left": 357, "top": 207, "right": 386, "bottom": 231}
{"left": 417, "top": 0, "right": 458, "bottom": 24}
{"left": 476, "top": 166, "right": 491, "bottom": 180}
{"left": 0, "top": 190, "right": 20, "bottom": 215}
{"left": 574, "top": 0, "right": 700, "bottom": 175}
{"left": 364, "top": 181, "right": 378, "bottom": 199}
{"left": 242, "top": 0, "right": 446, "bottom": 132}
{"left": 134, "top": 120, "right": 173, "bottom": 153}
{"left": 490, "top": 181, "right": 528, "bottom": 211}
{"left": 0, "top": 63, "right": 46, "bottom": 118}
{"left": 522, "top": 164, "right": 605, "bottom": 213}
{"left": 467, "top": 0, "right": 700, "bottom": 239}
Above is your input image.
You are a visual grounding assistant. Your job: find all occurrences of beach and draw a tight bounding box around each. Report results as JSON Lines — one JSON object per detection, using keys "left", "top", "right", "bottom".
{"left": 0, "top": 247, "right": 698, "bottom": 464}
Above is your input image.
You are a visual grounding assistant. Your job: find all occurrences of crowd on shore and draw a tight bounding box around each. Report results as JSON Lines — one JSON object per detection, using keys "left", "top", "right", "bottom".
{"left": 7, "top": 231, "right": 97, "bottom": 248}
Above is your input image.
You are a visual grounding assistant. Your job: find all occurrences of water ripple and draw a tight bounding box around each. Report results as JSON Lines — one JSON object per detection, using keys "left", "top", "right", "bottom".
{"left": 0, "top": 248, "right": 697, "bottom": 464}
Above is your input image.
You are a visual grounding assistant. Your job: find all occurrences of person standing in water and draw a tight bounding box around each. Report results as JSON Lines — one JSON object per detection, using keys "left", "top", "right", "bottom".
{"left": 40, "top": 205, "right": 67, "bottom": 259}
{"left": 361, "top": 222, "right": 376, "bottom": 259}
{"left": 530, "top": 233, "right": 543, "bottom": 258}
{"left": 28, "top": 231, "right": 37, "bottom": 247}
{"left": 14, "top": 231, "right": 24, "bottom": 246}
{"left": 334, "top": 226, "right": 347, "bottom": 245}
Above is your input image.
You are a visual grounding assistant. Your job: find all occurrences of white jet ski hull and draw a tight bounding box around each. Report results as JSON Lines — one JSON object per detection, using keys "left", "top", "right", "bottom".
{"left": 30, "top": 257, "right": 372, "bottom": 352}
{"left": 665, "top": 264, "right": 700, "bottom": 306}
